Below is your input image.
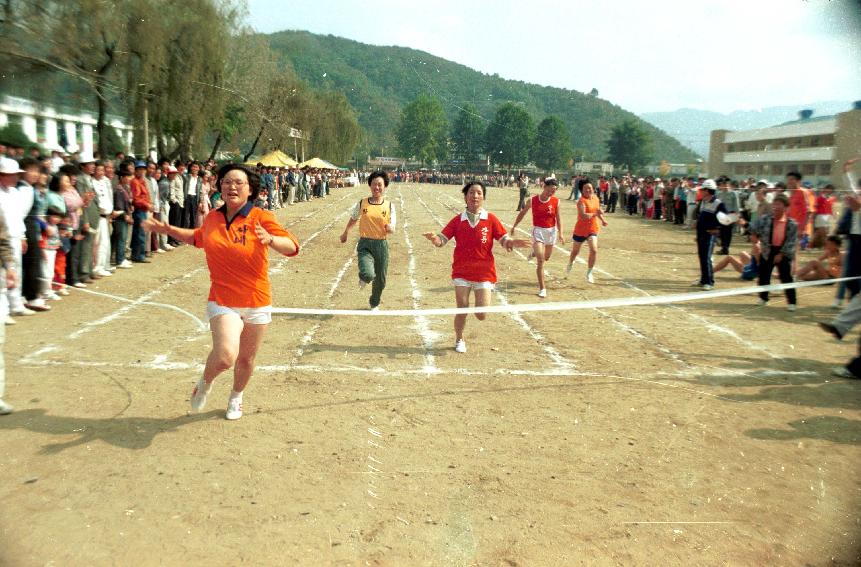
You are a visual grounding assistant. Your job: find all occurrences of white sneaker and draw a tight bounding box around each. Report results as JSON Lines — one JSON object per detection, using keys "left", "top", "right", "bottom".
{"left": 0, "top": 399, "right": 12, "bottom": 415}
{"left": 119, "top": 260, "right": 133, "bottom": 269}
{"left": 156, "top": 248, "right": 165, "bottom": 254}
{"left": 370, "top": 306, "right": 379, "bottom": 312}
{"left": 702, "top": 284, "right": 713, "bottom": 291}
{"left": 565, "top": 262, "right": 574, "bottom": 275}
{"left": 359, "top": 278, "right": 368, "bottom": 290}
{"left": 97, "top": 269, "right": 112, "bottom": 277}
{"left": 11, "top": 307, "right": 36, "bottom": 316}
{"left": 757, "top": 299, "right": 768, "bottom": 306}
{"left": 226, "top": 395, "right": 243, "bottom": 420}
{"left": 455, "top": 339, "right": 467, "bottom": 353}
{"left": 787, "top": 304, "right": 797, "bottom": 312}
{"left": 586, "top": 269, "right": 594, "bottom": 284}
{"left": 46, "top": 292, "right": 62, "bottom": 301}
{"left": 190, "top": 378, "right": 212, "bottom": 411}
{"left": 832, "top": 366, "right": 854, "bottom": 379}
{"left": 163, "top": 244, "right": 174, "bottom": 251}
{"left": 4, "top": 316, "right": 14, "bottom": 326}
{"left": 537, "top": 288, "right": 547, "bottom": 298}
{"left": 72, "top": 282, "right": 87, "bottom": 289}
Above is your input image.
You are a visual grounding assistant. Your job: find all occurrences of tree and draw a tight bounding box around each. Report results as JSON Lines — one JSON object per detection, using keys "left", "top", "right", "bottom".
{"left": 589, "top": 88, "right": 599, "bottom": 97}
{"left": 606, "top": 119, "right": 653, "bottom": 173}
{"left": 307, "top": 91, "right": 362, "bottom": 164}
{"left": 99, "top": 126, "right": 126, "bottom": 157}
{"left": 450, "top": 103, "right": 484, "bottom": 172}
{"left": 0, "top": 124, "right": 34, "bottom": 148}
{"left": 485, "top": 102, "right": 535, "bottom": 172}
{"left": 533, "top": 116, "right": 572, "bottom": 173}
{"left": 396, "top": 94, "right": 448, "bottom": 166}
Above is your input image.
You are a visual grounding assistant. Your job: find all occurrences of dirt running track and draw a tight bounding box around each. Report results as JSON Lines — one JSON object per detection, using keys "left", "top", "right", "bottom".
{"left": 0, "top": 183, "right": 859, "bottom": 566}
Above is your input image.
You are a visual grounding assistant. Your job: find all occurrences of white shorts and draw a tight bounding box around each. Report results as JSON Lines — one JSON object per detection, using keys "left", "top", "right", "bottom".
{"left": 452, "top": 278, "right": 495, "bottom": 290}
{"left": 814, "top": 214, "right": 832, "bottom": 229}
{"left": 531, "top": 226, "right": 558, "bottom": 245}
{"left": 206, "top": 301, "right": 272, "bottom": 325}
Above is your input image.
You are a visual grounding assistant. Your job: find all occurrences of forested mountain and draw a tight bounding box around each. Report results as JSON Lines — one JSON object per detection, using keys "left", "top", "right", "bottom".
{"left": 267, "top": 30, "right": 700, "bottom": 164}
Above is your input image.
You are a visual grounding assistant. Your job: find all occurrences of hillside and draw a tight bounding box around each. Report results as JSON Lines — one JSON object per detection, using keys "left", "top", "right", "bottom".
{"left": 266, "top": 30, "right": 700, "bottom": 165}
{"left": 640, "top": 101, "right": 854, "bottom": 156}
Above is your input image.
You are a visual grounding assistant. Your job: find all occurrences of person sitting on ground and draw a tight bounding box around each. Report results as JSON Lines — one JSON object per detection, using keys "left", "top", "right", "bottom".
{"left": 795, "top": 235, "right": 843, "bottom": 282}
{"left": 713, "top": 235, "right": 761, "bottom": 281}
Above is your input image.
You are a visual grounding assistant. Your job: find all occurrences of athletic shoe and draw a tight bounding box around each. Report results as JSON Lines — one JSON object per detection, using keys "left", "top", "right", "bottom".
{"left": 787, "top": 304, "right": 797, "bottom": 312}
{"left": 45, "top": 292, "right": 62, "bottom": 301}
{"left": 56, "top": 288, "right": 70, "bottom": 296}
{"left": 832, "top": 366, "right": 856, "bottom": 379}
{"left": 156, "top": 249, "right": 165, "bottom": 254}
{"left": 757, "top": 299, "right": 768, "bottom": 306}
{"left": 690, "top": 280, "right": 703, "bottom": 287}
{"left": 0, "top": 399, "right": 12, "bottom": 415}
{"left": 831, "top": 299, "right": 843, "bottom": 310}
{"left": 163, "top": 244, "right": 174, "bottom": 251}
{"left": 818, "top": 322, "right": 844, "bottom": 340}
{"left": 359, "top": 278, "right": 368, "bottom": 290}
{"left": 118, "top": 260, "right": 133, "bottom": 269}
{"left": 370, "top": 306, "right": 379, "bottom": 312}
{"left": 455, "top": 339, "right": 467, "bottom": 353}
{"left": 702, "top": 284, "right": 713, "bottom": 291}
{"left": 566, "top": 262, "right": 574, "bottom": 275}
{"left": 586, "top": 269, "right": 594, "bottom": 284}
{"left": 190, "top": 378, "right": 212, "bottom": 411}
{"left": 226, "top": 395, "right": 243, "bottom": 420}
{"left": 11, "top": 307, "right": 36, "bottom": 316}
{"left": 72, "top": 282, "right": 87, "bottom": 289}
{"left": 96, "top": 269, "right": 112, "bottom": 277}
{"left": 537, "top": 288, "right": 547, "bottom": 298}
{"left": 4, "top": 316, "right": 14, "bottom": 326}
{"left": 25, "top": 300, "right": 50, "bottom": 312}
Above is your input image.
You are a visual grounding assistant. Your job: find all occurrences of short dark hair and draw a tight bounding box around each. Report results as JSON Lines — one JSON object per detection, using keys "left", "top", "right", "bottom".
{"left": 462, "top": 180, "right": 486, "bottom": 196}
{"left": 774, "top": 181, "right": 787, "bottom": 190}
{"left": 216, "top": 164, "right": 260, "bottom": 203}
{"left": 367, "top": 170, "right": 389, "bottom": 187}
{"left": 827, "top": 235, "right": 841, "bottom": 247}
{"left": 772, "top": 194, "right": 790, "bottom": 207}
{"left": 19, "top": 157, "right": 39, "bottom": 170}
{"left": 544, "top": 177, "right": 558, "bottom": 186}
{"left": 59, "top": 164, "right": 80, "bottom": 176}
{"left": 46, "top": 206, "right": 65, "bottom": 217}
{"left": 786, "top": 171, "right": 802, "bottom": 181}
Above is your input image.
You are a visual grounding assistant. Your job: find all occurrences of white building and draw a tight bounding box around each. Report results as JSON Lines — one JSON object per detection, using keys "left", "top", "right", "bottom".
{"left": 0, "top": 95, "right": 133, "bottom": 155}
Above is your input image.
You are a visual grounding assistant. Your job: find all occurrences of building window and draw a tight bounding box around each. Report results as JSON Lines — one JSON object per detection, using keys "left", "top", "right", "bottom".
{"left": 772, "top": 164, "right": 783, "bottom": 175}
{"left": 36, "top": 118, "right": 48, "bottom": 142}
{"left": 822, "top": 134, "right": 835, "bottom": 146}
{"left": 734, "top": 164, "right": 744, "bottom": 175}
{"left": 758, "top": 164, "right": 769, "bottom": 174}
{"left": 6, "top": 114, "right": 22, "bottom": 128}
{"left": 727, "top": 143, "right": 735, "bottom": 152}
{"left": 818, "top": 163, "right": 832, "bottom": 175}
{"left": 810, "top": 137, "right": 819, "bottom": 147}
{"left": 802, "top": 163, "right": 816, "bottom": 176}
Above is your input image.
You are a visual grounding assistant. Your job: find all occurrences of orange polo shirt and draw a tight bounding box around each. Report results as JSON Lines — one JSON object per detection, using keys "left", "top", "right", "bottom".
{"left": 193, "top": 202, "right": 299, "bottom": 307}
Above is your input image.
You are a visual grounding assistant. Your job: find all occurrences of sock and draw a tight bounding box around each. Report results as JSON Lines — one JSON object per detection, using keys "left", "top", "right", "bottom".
{"left": 229, "top": 390, "right": 243, "bottom": 400}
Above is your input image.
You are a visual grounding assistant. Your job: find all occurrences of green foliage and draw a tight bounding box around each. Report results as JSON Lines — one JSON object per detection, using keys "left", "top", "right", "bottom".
{"left": 396, "top": 94, "right": 448, "bottom": 166}
{"left": 533, "top": 116, "right": 572, "bottom": 172}
{"left": 99, "top": 126, "right": 126, "bottom": 157}
{"left": 606, "top": 119, "right": 654, "bottom": 173}
{"left": 450, "top": 103, "right": 484, "bottom": 171}
{"left": 266, "top": 30, "right": 700, "bottom": 164}
{"left": 308, "top": 91, "right": 363, "bottom": 164}
{"left": 485, "top": 103, "right": 535, "bottom": 170}
{"left": 0, "top": 124, "right": 34, "bottom": 148}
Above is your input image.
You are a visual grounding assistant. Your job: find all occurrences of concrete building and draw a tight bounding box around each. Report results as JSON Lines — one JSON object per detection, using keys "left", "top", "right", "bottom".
{"left": 708, "top": 101, "right": 861, "bottom": 188}
{"left": 0, "top": 95, "right": 133, "bottom": 155}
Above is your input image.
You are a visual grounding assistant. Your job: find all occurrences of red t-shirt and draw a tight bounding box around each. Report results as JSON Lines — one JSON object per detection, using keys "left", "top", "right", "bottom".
{"left": 441, "top": 210, "right": 507, "bottom": 283}
{"left": 531, "top": 194, "right": 559, "bottom": 228}
{"left": 814, "top": 195, "right": 835, "bottom": 215}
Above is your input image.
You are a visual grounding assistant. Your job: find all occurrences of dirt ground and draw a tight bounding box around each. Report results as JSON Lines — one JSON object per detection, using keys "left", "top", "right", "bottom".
{"left": 1, "top": 183, "right": 859, "bottom": 566}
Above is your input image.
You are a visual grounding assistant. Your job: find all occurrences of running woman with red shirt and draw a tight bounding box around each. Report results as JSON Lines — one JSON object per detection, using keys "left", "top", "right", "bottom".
{"left": 511, "top": 177, "right": 564, "bottom": 297}
{"left": 566, "top": 180, "right": 608, "bottom": 283}
{"left": 424, "top": 181, "right": 530, "bottom": 353}
{"left": 145, "top": 164, "right": 299, "bottom": 420}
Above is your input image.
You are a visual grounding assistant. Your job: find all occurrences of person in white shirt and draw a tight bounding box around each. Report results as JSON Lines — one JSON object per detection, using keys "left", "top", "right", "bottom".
{"left": 92, "top": 162, "right": 114, "bottom": 276}
{"left": 0, "top": 157, "right": 34, "bottom": 320}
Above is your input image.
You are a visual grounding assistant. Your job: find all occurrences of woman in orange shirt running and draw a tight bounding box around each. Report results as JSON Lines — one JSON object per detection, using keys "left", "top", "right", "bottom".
{"left": 145, "top": 164, "right": 299, "bottom": 420}
{"left": 566, "top": 180, "right": 608, "bottom": 283}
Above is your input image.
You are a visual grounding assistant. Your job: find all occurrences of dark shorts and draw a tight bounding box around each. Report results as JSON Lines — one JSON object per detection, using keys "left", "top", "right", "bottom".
{"left": 572, "top": 233, "right": 598, "bottom": 243}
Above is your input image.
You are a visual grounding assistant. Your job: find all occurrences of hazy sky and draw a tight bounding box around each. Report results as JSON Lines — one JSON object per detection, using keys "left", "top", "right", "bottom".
{"left": 245, "top": 0, "right": 861, "bottom": 115}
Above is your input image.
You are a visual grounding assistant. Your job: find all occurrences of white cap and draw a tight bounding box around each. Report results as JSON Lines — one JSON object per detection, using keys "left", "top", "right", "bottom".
{"left": 78, "top": 153, "right": 96, "bottom": 164}
{"left": 0, "top": 157, "right": 23, "bottom": 175}
{"left": 702, "top": 179, "right": 717, "bottom": 190}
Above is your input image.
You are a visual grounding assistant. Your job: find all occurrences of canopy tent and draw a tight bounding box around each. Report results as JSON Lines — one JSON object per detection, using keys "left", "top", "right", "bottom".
{"left": 298, "top": 157, "right": 338, "bottom": 170}
{"left": 244, "top": 150, "right": 297, "bottom": 167}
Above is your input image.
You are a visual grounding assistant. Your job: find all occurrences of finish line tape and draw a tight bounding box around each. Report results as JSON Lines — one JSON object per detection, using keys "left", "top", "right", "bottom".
{"left": 271, "top": 276, "right": 860, "bottom": 317}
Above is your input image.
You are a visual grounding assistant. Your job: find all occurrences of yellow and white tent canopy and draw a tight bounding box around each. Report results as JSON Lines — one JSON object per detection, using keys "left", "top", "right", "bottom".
{"left": 244, "top": 150, "right": 298, "bottom": 167}
{"left": 298, "top": 157, "right": 338, "bottom": 170}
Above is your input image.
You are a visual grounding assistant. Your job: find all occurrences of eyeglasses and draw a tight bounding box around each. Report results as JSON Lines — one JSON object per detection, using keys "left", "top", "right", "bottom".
{"left": 221, "top": 179, "right": 247, "bottom": 187}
